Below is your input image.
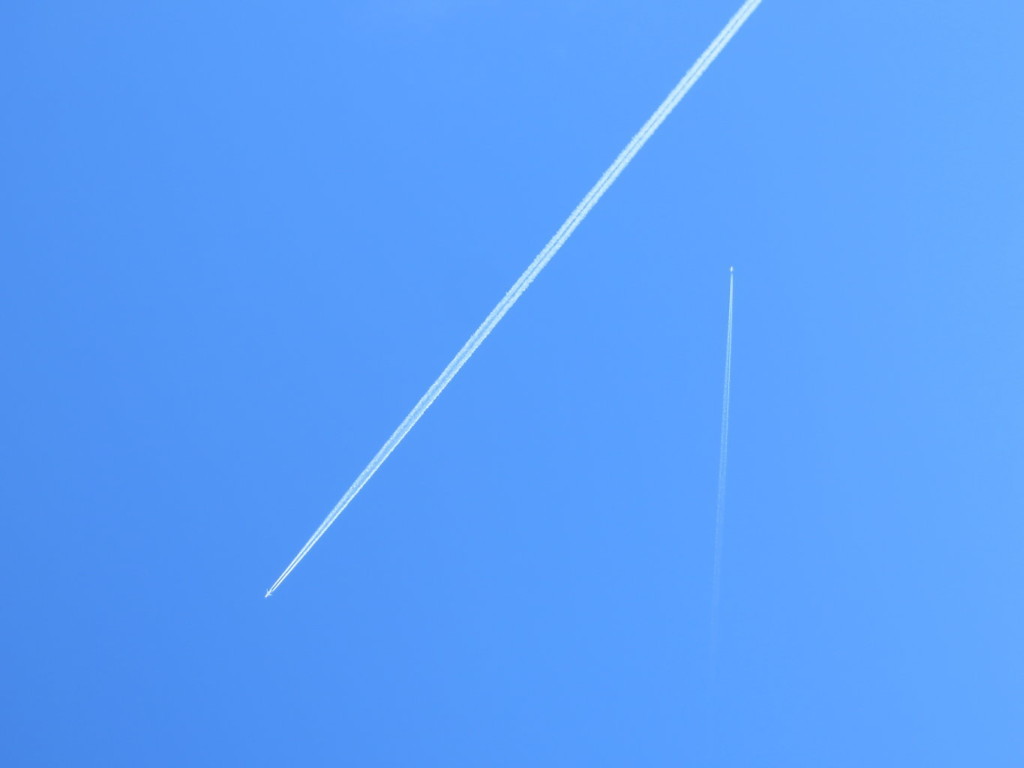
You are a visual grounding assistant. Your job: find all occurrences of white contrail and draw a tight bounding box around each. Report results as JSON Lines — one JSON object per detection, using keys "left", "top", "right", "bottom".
{"left": 266, "top": 0, "right": 762, "bottom": 597}
{"left": 711, "top": 267, "right": 735, "bottom": 650}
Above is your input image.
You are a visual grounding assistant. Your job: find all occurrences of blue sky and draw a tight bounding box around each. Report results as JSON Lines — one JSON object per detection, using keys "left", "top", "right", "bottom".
{"left": 2, "top": 1, "right": 1022, "bottom": 765}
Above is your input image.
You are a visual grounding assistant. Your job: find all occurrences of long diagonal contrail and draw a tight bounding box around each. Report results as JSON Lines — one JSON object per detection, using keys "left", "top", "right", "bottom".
{"left": 266, "top": 0, "right": 762, "bottom": 597}
{"left": 711, "top": 267, "right": 735, "bottom": 652}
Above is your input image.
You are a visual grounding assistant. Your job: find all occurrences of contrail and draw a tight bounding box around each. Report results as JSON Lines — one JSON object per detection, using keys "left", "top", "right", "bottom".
{"left": 266, "top": 0, "right": 763, "bottom": 597}
{"left": 711, "top": 267, "right": 735, "bottom": 653}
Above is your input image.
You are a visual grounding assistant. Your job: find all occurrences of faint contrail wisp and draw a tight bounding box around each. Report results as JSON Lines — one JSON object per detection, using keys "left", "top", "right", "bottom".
{"left": 711, "top": 267, "right": 735, "bottom": 653}
{"left": 266, "top": 0, "right": 763, "bottom": 597}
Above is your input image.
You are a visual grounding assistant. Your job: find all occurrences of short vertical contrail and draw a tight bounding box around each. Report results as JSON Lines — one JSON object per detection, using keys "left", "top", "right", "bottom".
{"left": 266, "top": 0, "right": 763, "bottom": 597}
{"left": 711, "top": 267, "right": 735, "bottom": 654}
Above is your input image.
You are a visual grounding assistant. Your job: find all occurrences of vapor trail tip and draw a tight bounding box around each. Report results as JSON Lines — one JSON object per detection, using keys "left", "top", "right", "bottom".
{"left": 264, "top": 590, "right": 273, "bottom": 598}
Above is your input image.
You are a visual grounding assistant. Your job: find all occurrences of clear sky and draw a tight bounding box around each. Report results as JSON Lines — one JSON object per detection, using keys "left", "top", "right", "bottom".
{"left": 3, "top": 1, "right": 1022, "bottom": 765}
